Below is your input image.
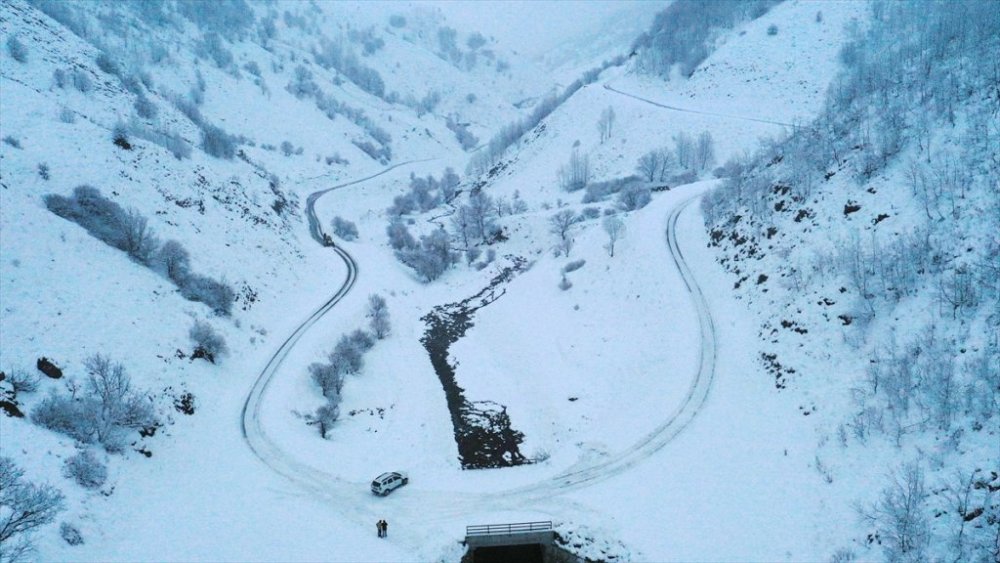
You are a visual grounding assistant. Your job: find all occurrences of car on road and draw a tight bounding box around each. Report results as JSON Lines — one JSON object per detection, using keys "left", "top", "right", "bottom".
{"left": 371, "top": 471, "right": 408, "bottom": 496}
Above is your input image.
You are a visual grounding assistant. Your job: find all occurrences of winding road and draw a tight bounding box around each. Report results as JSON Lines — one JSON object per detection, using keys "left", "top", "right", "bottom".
{"left": 604, "top": 82, "right": 804, "bottom": 129}
{"left": 240, "top": 163, "right": 719, "bottom": 538}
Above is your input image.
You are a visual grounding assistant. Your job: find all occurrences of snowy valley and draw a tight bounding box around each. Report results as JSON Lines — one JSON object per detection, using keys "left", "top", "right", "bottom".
{"left": 1, "top": 1, "right": 997, "bottom": 562}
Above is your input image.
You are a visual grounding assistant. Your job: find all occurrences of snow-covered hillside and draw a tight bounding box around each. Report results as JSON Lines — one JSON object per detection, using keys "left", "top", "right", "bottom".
{"left": 2, "top": 1, "right": 995, "bottom": 562}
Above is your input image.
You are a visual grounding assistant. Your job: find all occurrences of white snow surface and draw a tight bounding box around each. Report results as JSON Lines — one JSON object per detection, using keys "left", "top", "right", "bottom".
{"left": 0, "top": 1, "right": 898, "bottom": 561}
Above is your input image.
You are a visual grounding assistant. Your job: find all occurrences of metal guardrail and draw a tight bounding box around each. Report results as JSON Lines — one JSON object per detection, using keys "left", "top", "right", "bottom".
{"left": 466, "top": 521, "right": 552, "bottom": 537}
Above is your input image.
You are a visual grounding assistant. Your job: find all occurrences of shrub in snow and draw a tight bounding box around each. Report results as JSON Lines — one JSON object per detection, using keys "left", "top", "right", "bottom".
{"left": 178, "top": 0, "right": 255, "bottom": 40}
{"left": 59, "top": 107, "right": 76, "bottom": 123}
{"left": 767, "top": 24, "right": 779, "bottom": 36}
{"left": 63, "top": 450, "right": 107, "bottom": 489}
{"left": 198, "top": 32, "right": 234, "bottom": 69}
{"left": 309, "top": 362, "right": 343, "bottom": 400}
{"left": 180, "top": 274, "right": 235, "bottom": 316}
{"left": 134, "top": 94, "right": 159, "bottom": 119}
{"left": 38, "top": 163, "right": 50, "bottom": 181}
{"left": 558, "top": 275, "right": 572, "bottom": 291}
{"left": 389, "top": 14, "right": 406, "bottom": 28}
{"left": 6, "top": 36, "right": 27, "bottom": 63}
{"left": 5, "top": 368, "right": 39, "bottom": 394}
{"left": 112, "top": 123, "right": 132, "bottom": 150}
{"left": 2, "top": 136, "right": 21, "bottom": 149}
{"left": 617, "top": 185, "right": 652, "bottom": 212}
{"left": 280, "top": 140, "right": 294, "bottom": 156}
{"left": 367, "top": 294, "right": 390, "bottom": 339}
{"left": 353, "top": 139, "right": 391, "bottom": 163}
{"left": 53, "top": 68, "right": 67, "bottom": 88}
{"left": 395, "top": 228, "right": 456, "bottom": 282}
{"left": 31, "top": 395, "right": 90, "bottom": 442}
{"left": 446, "top": 116, "right": 479, "bottom": 151}
{"left": 386, "top": 218, "right": 416, "bottom": 250}
{"left": 189, "top": 320, "right": 228, "bottom": 364}
{"left": 581, "top": 207, "right": 601, "bottom": 220}
{"left": 71, "top": 69, "right": 93, "bottom": 93}
{"left": 95, "top": 52, "right": 121, "bottom": 76}
{"left": 34, "top": 357, "right": 155, "bottom": 450}
{"left": 669, "top": 169, "right": 699, "bottom": 186}
{"left": 331, "top": 217, "right": 358, "bottom": 241}
{"left": 325, "top": 153, "right": 347, "bottom": 165}
{"left": 60, "top": 522, "right": 83, "bottom": 546}
{"left": 563, "top": 259, "right": 586, "bottom": 274}
{"left": 127, "top": 121, "right": 191, "bottom": 159}
{"left": 200, "top": 123, "right": 236, "bottom": 159}
{"left": 155, "top": 240, "right": 191, "bottom": 282}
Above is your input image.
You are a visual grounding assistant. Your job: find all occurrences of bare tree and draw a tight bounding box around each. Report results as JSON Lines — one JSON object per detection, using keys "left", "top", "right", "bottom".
{"left": 467, "top": 191, "right": 497, "bottom": 243}
{"left": 366, "top": 294, "right": 390, "bottom": 339}
{"left": 549, "top": 209, "right": 579, "bottom": 242}
{"left": 156, "top": 240, "right": 190, "bottom": 282}
{"left": 637, "top": 149, "right": 664, "bottom": 182}
{"left": 674, "top": 131, "right": 695, "bottom": 170}
{"left": 0, "top": 457, "right": 65, "bottom": 559}
{"left": 118, "top": 207, "right": 158, "bottom": 264}
{"left": 603, "top": 215, "right": 625, "bottom": 257}
{"left": 860, "top": 462, "right": 930, "bottom": 562}
{"left": 450, "top": 204, "right": 475, "bottom": 249}
{"left": 597, "top": 106, "right": 616, "bottom": 142}
{"left": 83, "top": 355, "right": 155, "bottom": 448}
{"left": 557, "top": 149, "right": 590, "bottom": 191}
{"left": 696, "top": 131, "right": 716, "bottom": 171}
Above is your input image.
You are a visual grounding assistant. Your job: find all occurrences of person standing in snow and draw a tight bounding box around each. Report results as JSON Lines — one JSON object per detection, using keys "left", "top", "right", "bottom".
{"left": 382, "top": 519, "right": 388, "bottom": 538}
{"left": 376, "top": 519, "right": 383, "bottom": 538}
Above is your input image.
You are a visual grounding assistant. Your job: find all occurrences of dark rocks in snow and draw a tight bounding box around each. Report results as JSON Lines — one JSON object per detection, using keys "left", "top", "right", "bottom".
{"left": 0, "top": 375, "right": 24, "bottom": 418}
{"left": 191, "top": 346, "right": 215, "bottom": 364}
{"left": 37, "top": 357, "right": 63, "bottom": 378}
{"left": 843, "top": 201, "right": 861, "bottom": 216}
{"left": 174, "top": 392, "right": 195, "bottom": 415}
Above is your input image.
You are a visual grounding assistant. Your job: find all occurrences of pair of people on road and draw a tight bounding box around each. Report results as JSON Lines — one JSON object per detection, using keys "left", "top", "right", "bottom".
{"left": 376, "top": 519, "right": 389, "bottom": 538}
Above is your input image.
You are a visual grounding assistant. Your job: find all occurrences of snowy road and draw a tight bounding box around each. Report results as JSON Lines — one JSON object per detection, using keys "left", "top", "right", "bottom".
{"left": 604, "top": 82, "right": 804, "bottom": 129}
{"left": 241, "top": 168, "right": 719, "bottom": 546}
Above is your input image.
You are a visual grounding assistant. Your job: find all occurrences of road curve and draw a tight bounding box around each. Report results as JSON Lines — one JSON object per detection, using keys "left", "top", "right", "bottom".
{"left": 493, "top": 193, "right": 718, "bottom": 500}
{"left": 242, "top": 161, "right": 431, "bottom": 482}
{"left": 604, "top": 83, "right": 803, "bottom": 129}
{"left": 241, "top": 170, "right": 719, "bottom": 525}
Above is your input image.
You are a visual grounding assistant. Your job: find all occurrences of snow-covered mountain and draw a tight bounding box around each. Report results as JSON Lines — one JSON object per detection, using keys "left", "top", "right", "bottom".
{"left": 1, "top": 1, "right": 996, "bottom": 562}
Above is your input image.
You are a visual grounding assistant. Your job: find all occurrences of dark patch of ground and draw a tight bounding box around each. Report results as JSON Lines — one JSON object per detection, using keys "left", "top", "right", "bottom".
{"left": 420, "top": 257, "right": 531, "bottom": 469}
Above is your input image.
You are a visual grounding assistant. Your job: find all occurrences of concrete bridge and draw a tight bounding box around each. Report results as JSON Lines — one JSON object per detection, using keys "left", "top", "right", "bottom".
{"left": 464, "top": 521, "right": 576, "bottom": 563}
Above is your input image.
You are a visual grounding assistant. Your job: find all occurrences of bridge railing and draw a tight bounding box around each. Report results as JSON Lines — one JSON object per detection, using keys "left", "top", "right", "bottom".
{"left": 465, "top": 521, "right": 552, "bottom": 537}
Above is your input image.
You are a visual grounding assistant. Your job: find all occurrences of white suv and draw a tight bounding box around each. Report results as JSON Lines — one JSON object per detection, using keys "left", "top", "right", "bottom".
{"left": 371, "top": 471, "right": 408, "bottom": 496}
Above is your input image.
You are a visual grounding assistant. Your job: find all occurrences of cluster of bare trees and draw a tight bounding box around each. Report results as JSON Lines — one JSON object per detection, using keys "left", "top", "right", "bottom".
{"left": 558, "top": 149, "right": 591, "bottom": 192}
{"left": 45, "top": 186, "right": 235, "bottom": 315}
{"left": 633, "top": 0, "right": 780, "bottom": 78}
{"left": 31, "top": 355, "right": 156, "bottom": 453}
{"left": 597, "top": 106, "right": 616, "bottom": 143}
{"left": 636, "top": 131, "right": 715, "bottom": 183}
{"left": 466, "top": 56, "right": 626, "bottom": 177}
{"left": 696, "top": 3, "right": 1000, "bottom": 559}
{"left": 307, "top": 295, "right": 390, "bottom": 438}
{"left": 1, "top": 457, "right": 64, "bottom": 562}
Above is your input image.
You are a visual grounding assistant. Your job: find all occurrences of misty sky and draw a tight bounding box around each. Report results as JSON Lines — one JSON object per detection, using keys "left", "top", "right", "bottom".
{"left": 416, "top": 0, "right": 662, "bottom": 56}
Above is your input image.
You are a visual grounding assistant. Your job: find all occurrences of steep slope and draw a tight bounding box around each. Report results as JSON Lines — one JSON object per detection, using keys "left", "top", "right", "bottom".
{"left": 701, "top": 1, "right": 1000, "bottom": 560}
